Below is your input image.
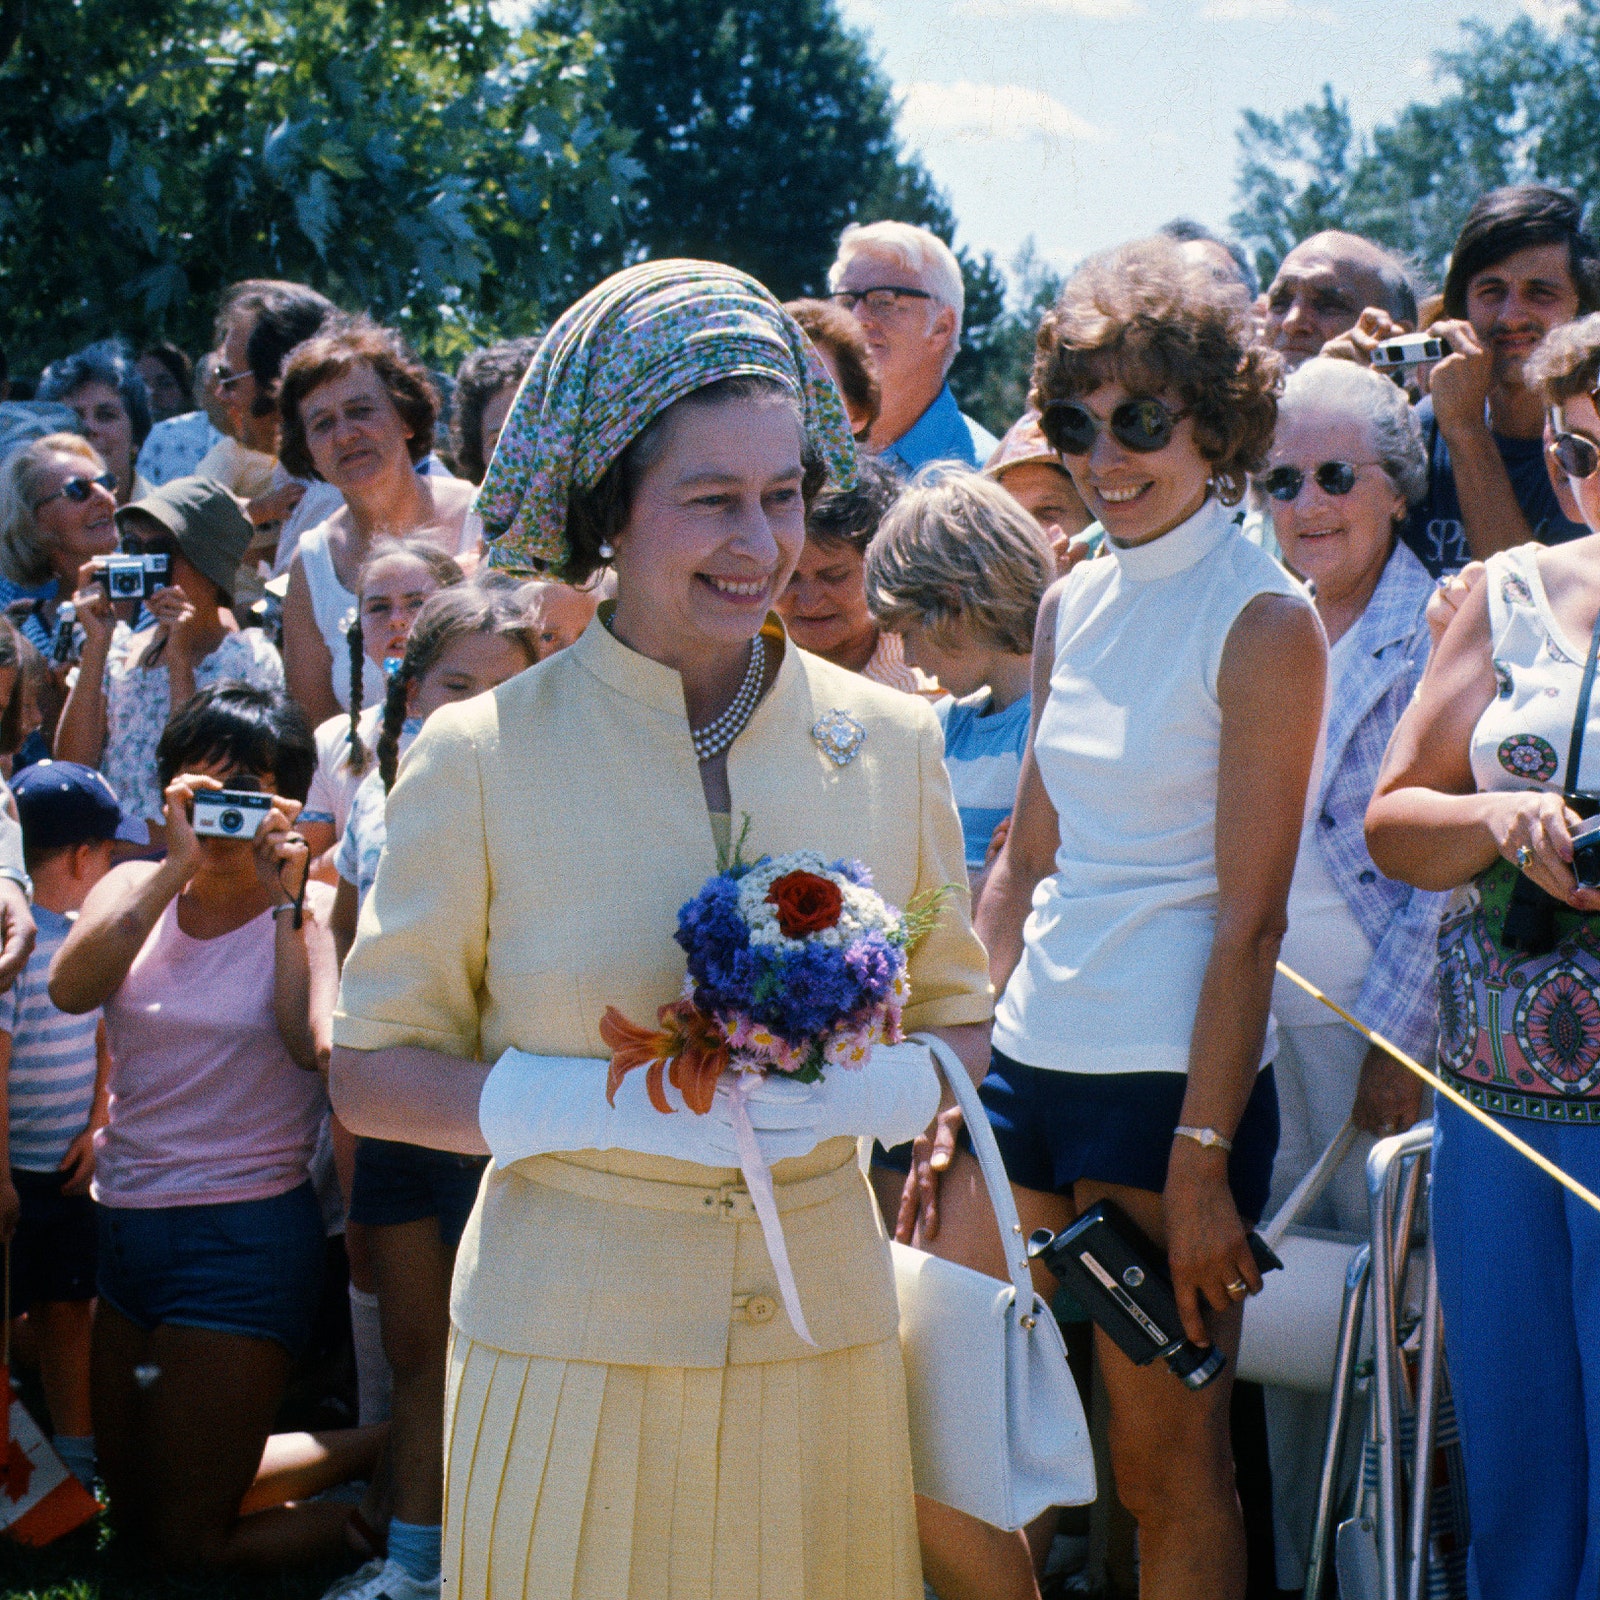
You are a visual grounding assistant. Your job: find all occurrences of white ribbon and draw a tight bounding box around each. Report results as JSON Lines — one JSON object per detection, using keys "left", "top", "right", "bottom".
{"left": 726, "top": 1072, "right": 817, "bottom": 1347}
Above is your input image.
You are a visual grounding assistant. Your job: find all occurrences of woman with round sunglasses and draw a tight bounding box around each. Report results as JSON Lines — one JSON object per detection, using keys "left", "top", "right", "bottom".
{"left": 896, "top": 237, "right": 1324, "bottom": 1600}
{"left": 1253, "top": 357, "right": 1445, "bottom": 1591}
{"left": 0, "top": 433, "right": 121, "bottom": 657}
{"left": 1368, "top": 312, "right": 1600, "bottom": 1600}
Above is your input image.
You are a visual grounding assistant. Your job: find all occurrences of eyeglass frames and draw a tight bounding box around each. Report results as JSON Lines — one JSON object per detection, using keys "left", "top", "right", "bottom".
{"left": 1258, "top": 461, "right": 1382, "bottom": 502}
{"left": 31, "top": 472, "right": 117, "bottom": 513}
{"left": 1549, "top": 402, "right": 1600, "bottom": 480}
{"left": 828, "top": 286, "right": 934, "bottom": 316}
{"left": 1039, "top": 397, "right": 1190, "bottom": 457}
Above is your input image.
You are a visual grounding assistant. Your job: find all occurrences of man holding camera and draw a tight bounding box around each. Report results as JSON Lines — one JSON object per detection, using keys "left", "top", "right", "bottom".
{"left": 1332, "top": 186, "right": 1598, "bottom": 575}
{"left": 1261, "top": 229, "right": 1418, "bottom": 372}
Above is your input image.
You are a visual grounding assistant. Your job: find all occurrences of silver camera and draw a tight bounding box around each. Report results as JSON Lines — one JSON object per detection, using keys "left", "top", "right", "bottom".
{"left": 1372, "top": 333, "right": 1445, "bottom": 372}
{"left": 191, "top": 790, "right": 273, "bottom": 840}
{"left": 95, "top": 552, "right": 169, "bottom": 602}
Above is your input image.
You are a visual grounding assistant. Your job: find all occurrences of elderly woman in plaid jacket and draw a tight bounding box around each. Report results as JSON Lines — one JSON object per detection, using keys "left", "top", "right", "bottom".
{"left": 1254, "top": 356, "right": 1447, "bottom": 1591}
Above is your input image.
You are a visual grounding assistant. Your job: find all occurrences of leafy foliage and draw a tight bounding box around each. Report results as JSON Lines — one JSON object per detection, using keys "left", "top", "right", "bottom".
{"left": 1229, "top": 8, "right": 1600, "bottom": 290}
{"left": 0, "top": 0, "right": 639, "bottom": 371}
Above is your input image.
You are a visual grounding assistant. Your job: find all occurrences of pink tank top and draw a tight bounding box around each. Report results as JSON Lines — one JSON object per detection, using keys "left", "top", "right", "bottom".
{"left": 95, "top": 895, "right": 328, "bottom": 1208}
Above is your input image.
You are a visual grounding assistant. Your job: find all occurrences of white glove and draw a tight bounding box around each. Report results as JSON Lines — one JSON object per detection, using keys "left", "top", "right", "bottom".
{"left": 479, "top": 1041, "right": 940, "bottom": 1170}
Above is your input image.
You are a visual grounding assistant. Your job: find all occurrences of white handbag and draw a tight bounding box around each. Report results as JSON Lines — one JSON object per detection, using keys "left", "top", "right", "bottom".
{"left": 890, "top": 1034, "right": 1096, "bottom": 1530}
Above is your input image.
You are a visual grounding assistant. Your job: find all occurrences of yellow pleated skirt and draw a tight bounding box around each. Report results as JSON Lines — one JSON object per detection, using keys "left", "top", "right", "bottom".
{"left": 441, "top": 1330, "right": 922, "bottom": 1600}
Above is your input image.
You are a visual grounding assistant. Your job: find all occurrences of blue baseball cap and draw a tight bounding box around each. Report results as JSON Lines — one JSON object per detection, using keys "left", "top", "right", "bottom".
{"left": 11, "top": 761, "right": 122, "bottom": 854}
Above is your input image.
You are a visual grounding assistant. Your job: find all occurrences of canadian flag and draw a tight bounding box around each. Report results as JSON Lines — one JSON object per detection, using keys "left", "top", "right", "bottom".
{"left": 0, "top": 1362, "right": 97, "bottom": 1546}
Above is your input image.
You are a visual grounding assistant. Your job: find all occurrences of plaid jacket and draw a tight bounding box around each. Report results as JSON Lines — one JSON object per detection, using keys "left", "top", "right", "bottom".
{"left": 1309, "top": 542, "right": 1447, "bottom": 1061}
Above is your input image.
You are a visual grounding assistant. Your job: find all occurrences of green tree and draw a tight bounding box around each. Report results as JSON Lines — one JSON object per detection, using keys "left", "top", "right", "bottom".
{"left": 1229, "top": 9, "right": 1592, "bottom": 289}
{"left": 0, "top": 0, "right": 638, "bottom": 373}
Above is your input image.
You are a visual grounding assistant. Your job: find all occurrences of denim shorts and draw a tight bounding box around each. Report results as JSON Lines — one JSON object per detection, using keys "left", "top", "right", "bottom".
{"left": 96, "top": 1182, "right": 325, "bottom": 1355}
{"left": 347, "top": 1137, "right": 488, "bottom": 1247}
{"left": 7, "top": 1168, "right": 96, "bottom": 1308}
{"left": 879, "top": 1049, "right": 1280, "bottom": 1224}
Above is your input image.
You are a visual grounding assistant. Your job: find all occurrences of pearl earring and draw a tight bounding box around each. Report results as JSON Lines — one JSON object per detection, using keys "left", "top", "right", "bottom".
{"left": 598, "top": 541, "right": 614, "bottom": 559}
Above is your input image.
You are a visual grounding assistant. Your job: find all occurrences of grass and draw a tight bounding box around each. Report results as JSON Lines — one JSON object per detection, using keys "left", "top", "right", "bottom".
{"left": 0, "top": 1515, "right": 348, "bottom": 1599}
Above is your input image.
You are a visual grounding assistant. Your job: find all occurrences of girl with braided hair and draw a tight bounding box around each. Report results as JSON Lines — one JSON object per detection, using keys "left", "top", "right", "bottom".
{"left": 326, "top": 583, "right": 537, "bottom": 1600}
{"left": 298, "top": 539, "right": 462, "bottom": 868}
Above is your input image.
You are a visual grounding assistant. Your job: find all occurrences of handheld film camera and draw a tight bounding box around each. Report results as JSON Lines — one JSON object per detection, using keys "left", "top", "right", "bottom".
{"left": 1028, "top": 1199, "right": 1281, "bottom": 1389}
{"left": 192, "top": 789, "right": 273, "bottom": 841}
{"left": 94, "top": 552, "right": 169, "bottom": 603}
{"left": 1371, "top": 333, "right": 1445, "bottom": 373}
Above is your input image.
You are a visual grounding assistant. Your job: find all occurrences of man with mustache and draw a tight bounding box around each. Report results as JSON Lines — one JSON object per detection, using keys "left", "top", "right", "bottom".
{"left": 1406, "top": 187, "right": 1598, "bottom": 574}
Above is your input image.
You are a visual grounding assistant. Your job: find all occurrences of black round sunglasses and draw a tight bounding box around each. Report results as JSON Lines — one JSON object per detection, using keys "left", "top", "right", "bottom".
{"left": 1039, "top": 397, "right": 1189, "bottom": 457}
{"left": 32, "top": 472, "right": 117, "bottom": 513}
{"left": 1258, "top": 461, "right": 1379, "bottom": 502}
{"left": 1549, "top": 402, "right": 1600, "bottom": 480}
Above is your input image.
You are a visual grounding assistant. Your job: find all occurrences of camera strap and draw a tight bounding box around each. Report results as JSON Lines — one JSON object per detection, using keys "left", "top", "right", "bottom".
{"left": 1564, "top": 603, "right": 1600, "bottom": 803}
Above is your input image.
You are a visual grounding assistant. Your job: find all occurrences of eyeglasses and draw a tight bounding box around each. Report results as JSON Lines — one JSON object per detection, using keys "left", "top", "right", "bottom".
{"left": 1549, "top": 403, "right": 1600, "bottom": 480}
{"left": 828, "top": 286, "right": 934, "bottom": 316}
{"left": 214, "top": 365, "right": 252, "bottom": 393}
{"left": 1039, "top": 397, "right": 1190, "bottom": 457}
{"left": 31, "top": 472, "right": 117, "bottom": 513}
{"left": 1259, "top": 461, "right": 1380, "bottom": 502}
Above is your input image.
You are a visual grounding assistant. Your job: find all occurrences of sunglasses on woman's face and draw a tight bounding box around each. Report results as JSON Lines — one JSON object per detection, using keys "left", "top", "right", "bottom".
{"left": 1549, "top": 403, "right": 1600, "bottom": 480}
{"left": 32, "top": 472, "right": 117, "bottom": 513}
{"left": 1039, "top": 397, "right": 1189, "bottom": 457}
{"left": 1259, "top": 461, "right": 1379, "bottom": 502}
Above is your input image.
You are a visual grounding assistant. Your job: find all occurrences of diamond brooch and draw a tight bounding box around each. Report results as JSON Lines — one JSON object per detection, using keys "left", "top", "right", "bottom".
{"left": 811, "top": 709, "right": 866, "bottom": 767}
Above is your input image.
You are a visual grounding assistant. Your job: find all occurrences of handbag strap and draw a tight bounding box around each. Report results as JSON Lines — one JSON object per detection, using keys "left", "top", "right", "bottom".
{"left": 1564, "top": 600, "right": 1600, "bottom": 801}
{"left": 1261, "top": 1120, "right": 1359, "bottom": 1252}
{"left": 911, "top": 1033, "right": 1039, "bottom": 1316}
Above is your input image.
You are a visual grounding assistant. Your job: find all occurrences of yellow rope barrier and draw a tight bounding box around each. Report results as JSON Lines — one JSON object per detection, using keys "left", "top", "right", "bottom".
{"left": 1275, "top": 959, "right": 1600, "bottom": 1218}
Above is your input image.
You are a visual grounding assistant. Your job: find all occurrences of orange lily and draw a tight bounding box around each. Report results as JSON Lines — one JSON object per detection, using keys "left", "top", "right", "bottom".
{"left": 600, "top": 999, "right": 730, "bottom": 1115}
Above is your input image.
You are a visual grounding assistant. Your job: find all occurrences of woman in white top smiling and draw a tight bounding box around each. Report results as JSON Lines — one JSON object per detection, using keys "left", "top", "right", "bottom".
{"left": 277, "top": 321, "right": 477, "bottom": 728}
{"left": 899, "top": 238, "right": 1325, "bottom": 1600}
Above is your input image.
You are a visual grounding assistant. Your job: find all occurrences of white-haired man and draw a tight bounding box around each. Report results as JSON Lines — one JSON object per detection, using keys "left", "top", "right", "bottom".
{"left": 828, "top": 222, "right": 997, "bottom": 472}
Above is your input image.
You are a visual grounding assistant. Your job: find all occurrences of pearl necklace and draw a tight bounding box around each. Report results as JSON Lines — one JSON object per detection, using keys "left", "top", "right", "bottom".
{"left": 604, "top": 615, "right": 768, "bottom": 762}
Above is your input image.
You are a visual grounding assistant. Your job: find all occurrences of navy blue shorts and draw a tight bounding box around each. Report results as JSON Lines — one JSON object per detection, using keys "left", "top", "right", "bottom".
{"left": 6, "top": 1168, "right": 96, "bottom": 1308}
{"left": 879, "top": 1049, "right": 1279, "bottom": 1223}
{"left": 96, "top": 1182, "right": 325, "bottom": 1355}
{"left": 347, "top": 1137, "right": 487, "bottom": 1247}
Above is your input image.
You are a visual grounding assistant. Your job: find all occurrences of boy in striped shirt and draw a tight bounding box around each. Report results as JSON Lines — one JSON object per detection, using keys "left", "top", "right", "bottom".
{"left": 1, "top": 761, "right": 119, "bottom": 1488}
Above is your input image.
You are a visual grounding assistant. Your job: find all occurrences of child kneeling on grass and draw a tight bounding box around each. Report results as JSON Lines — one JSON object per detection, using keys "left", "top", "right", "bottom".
{"left": 864, "top": 464, "right": 1057, "bottom": 901}
{"left": 1, "top": 761, "right": 120, "bottom": 1489}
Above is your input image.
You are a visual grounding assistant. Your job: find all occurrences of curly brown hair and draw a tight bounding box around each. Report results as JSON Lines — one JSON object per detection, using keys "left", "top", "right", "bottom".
{"left": 1526, "top": 311, "right": 1600, "bottom": 404}
{"left": 1031, "top": 237, "right": 1281, "bottom": 506}
{"left": 561, "top": 376, "right": 827, "bottom": 586}
{"left": 277, "top": 317, "right": 439, "bottom": 481}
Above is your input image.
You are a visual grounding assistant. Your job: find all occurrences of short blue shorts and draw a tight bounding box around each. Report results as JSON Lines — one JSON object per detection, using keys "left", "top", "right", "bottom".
{"left": 97, "top": 1182, "right": 326, "bottom": 1355}
{"left": 879, "top": 1049, "right": 1279, "bottom": 1223}
{"left": 347, "top": 1137, "right": 487, "bottom": 1247}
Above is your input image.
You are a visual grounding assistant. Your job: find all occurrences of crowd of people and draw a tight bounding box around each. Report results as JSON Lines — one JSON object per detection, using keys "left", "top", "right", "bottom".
{"left": 0, "top": 186, "right": 1592, "bottom": 1600}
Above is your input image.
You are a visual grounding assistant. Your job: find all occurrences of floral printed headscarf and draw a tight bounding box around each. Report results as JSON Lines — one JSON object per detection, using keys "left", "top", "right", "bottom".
{"left": 475, "top": 259, "right": 859, "bottom": 574}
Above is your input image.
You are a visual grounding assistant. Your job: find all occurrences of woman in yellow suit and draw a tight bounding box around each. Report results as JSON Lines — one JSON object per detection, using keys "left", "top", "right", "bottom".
{"left": 330, "top": 261, "right": 994, "bottom": 1600}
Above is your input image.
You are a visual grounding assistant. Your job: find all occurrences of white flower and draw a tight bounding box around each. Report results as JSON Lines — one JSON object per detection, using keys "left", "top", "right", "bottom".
{"left": 735, "top": 851, "right": 903, "bottom": 953}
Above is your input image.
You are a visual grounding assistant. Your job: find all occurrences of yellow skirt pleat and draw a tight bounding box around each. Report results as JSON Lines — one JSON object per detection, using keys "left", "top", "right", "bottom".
{"left": 441, "top": 1331, "right": 921, "bottom": 1600}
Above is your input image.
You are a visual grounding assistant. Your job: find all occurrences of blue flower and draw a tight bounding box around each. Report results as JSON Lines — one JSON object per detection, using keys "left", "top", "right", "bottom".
{"left": 833, "top": 858, "right": 874, "bottom": 888}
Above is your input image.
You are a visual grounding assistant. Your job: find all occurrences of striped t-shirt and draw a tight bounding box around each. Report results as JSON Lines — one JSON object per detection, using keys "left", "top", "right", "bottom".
{"left": 936, "top": 690, "right": 1032, "bottom": 871}
{"left": 5, "top": 907, "right": 99, "bottom": 1171}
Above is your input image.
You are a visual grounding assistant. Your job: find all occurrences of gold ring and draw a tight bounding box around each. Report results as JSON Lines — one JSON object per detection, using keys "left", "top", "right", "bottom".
{"left": 1225, "top": 1278, "right": 1249, "bottom": 1300}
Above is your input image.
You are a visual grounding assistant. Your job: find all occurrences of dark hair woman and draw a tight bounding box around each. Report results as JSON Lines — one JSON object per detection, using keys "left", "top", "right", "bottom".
{"left": 448, "top": 338, "right": 541, "bottom": 485}
{"left": 328, "top": 261, "right": 992, "bottom": 1600}
{"left": 897, "top": 236, "right": 1325, "bottom": 1600}
{"left": 37, "top": 339, "right": 153, "bottom": 506}
{"left": 49, "top": 683, "right": 381, "bottom": 1568}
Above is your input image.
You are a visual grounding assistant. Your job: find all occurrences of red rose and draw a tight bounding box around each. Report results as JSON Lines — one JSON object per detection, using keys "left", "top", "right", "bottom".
{"left": 768, "top": 871, "right": 843, "bottom": 938}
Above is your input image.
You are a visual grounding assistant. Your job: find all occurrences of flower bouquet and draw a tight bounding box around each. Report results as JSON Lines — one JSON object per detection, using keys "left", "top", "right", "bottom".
{"left": 599, "top": 833, "right": 945, "bottom": 1341}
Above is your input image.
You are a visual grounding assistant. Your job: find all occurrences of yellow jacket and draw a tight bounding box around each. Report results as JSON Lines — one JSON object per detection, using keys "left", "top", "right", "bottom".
{"left": 333, "top": 614, "right": 993, "bottom": 1365}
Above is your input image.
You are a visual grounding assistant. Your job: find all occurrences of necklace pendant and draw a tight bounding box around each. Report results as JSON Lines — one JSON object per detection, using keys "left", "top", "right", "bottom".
{"left": 812, "top": 708, "right": 866, "bottom": 767}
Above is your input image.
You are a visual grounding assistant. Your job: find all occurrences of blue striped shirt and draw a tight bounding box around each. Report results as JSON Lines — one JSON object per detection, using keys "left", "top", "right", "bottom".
{"left": 936, "top": 690, "right": 1031, "bottom": 870}
{"left": 4, "top": 908, "right": 99, "bottom": 1171}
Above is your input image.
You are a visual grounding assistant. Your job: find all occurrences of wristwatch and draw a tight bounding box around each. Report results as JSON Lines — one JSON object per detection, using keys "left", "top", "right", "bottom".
{"left": 1174, "top": 1124, "right": 1234, "bottom": 1153}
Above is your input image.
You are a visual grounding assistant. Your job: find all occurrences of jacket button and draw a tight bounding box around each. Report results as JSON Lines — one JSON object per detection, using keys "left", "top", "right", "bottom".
{"left": 746, "top": 1295, "right": 776, "bottom": 1325}
{"left": 1320, "top": 812, "right": 1336, "bottom": 828}
{"left": 1358, "top": 868, "right": 1377, "bottom": 884}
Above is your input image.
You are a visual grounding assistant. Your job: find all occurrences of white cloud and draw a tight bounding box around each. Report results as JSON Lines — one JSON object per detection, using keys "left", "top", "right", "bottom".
{"left": 1523, "top": 0, "right": 1579, "bottom": 27}
{"left": 897, "top": 81, "right": 1103, "bottom": 148}
{"left": 1200, "top": 0, "right": 1331, "bottom": 18}
{"left": 953, "top": 0, "right": 1144, "bottom": 18}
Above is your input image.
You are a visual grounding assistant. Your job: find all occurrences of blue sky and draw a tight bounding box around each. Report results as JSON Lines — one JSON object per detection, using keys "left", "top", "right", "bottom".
{"left": 838, "top": 0, "right": 1569, "bottom": 285}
